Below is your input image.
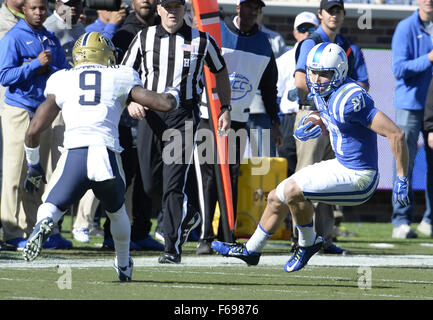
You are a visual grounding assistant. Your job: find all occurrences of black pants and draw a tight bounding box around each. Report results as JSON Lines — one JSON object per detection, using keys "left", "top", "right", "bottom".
{"left": 137, "top": 104, "right": 200, "bottom": 255}
{"left": 104, "top": 125, "right": 153, "bottom": 241}
{"left": 195, "top": 119, "right": 247, "bottom": 241}
{"left": 277, "top": 113, "right": 297, "bottom": 177}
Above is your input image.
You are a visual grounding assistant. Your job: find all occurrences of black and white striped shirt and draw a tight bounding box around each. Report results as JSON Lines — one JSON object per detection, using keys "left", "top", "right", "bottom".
{"left": 121, "top": 23, "right": 225, "bottom": 104}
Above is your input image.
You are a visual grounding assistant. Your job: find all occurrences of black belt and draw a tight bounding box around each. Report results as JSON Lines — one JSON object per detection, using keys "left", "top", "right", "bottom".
{"left": 300, "top": 104, "right": 316, "bottom": 111}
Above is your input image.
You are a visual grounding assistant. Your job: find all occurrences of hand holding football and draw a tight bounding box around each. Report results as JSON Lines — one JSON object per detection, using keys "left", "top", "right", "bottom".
{"left": 304, "top": 111, "right": 329, "bottom": 136}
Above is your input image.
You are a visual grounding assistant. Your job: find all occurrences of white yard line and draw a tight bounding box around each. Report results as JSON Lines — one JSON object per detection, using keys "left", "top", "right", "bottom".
{"left": 1, "top": 254, "right": 433, "bottom": 269}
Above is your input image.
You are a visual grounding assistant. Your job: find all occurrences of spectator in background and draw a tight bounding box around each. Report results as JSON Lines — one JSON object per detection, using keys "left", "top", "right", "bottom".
{"left": 247, "top": 6, "right": 287, "bottom": 157}
{"left": 277, "top": 11, "right": 318, "bottom": 179}
{"left": 294, "top": 0, "right": 369, "bottom": 254}
{"left": 391, "top": 0, "right": 433, "bottom": 239}
{"left": 44, "top": 0, "right": 85, "bottom": 66}
{"left": 0, "top": 0, "right": 24, "bottom": 250}
{"left": 85, "top": 6, "right": 127, "bottom": 39}
{"left": 0, "top": 0, "right": 69, "bottom": 250}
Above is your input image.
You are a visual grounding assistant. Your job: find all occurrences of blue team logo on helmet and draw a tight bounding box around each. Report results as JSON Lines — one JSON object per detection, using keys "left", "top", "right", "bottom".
{"left": 306, "top": 42, "right": 348, "bottom": 97}
{"left": 229, "top": 73, "right": 252, "bottom": 100}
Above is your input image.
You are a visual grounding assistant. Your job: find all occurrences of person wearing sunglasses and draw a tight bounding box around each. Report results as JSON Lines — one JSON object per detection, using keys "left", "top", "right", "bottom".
{"left": 292, "top": 0, "right": 369, "bottom": 256}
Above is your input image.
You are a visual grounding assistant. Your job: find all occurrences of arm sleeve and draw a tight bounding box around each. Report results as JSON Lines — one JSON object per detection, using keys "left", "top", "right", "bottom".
{"left": 351, "top": 44, "right": 369, "bottom": 87}
{"left": 258, "top": 53, "right": 280, "bottom": 124}
{"left": 392, "top": 23, "right": 432, "bottom": 79}
{"left": 204, "top": 34, "right": 225, "bottom": 74}
{"left": 120, "top": 31, "right": 142, "bottom": 73}
{"left": 0, "top": 37, "right": 42, "bottom": 86}
{"left": 295, "top": 39, "right": 316, "bottom": 73}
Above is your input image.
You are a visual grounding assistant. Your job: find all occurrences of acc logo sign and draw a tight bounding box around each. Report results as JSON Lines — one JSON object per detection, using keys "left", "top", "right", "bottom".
{"left": 229, "top": 73, "right": 252, "bottom": 101}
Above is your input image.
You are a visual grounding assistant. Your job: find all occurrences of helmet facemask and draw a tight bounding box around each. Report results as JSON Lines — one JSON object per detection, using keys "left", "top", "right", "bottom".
{"left": 305, "top": 42, "right": 348, "bottom": 97}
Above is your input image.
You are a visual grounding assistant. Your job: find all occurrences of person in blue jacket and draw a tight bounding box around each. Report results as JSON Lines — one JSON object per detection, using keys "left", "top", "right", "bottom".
{"left": 391, "top": 0, "right": 433, "bottom": 239}
{"left": 0, "top": 0, "right": 69, "bottom": 250}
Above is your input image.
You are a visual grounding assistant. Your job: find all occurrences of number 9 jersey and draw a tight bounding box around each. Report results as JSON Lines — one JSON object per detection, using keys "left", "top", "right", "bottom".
{"left": 44, "top": 64, "right": 143, "bottom": 153}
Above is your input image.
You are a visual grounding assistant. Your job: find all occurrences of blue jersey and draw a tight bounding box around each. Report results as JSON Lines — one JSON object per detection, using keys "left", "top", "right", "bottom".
{"left": 313, "top": 79, "right": 379, "bottom": 170}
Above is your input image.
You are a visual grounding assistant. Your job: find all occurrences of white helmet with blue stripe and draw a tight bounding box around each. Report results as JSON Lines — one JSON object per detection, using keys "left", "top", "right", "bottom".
{"left": 306, "top": 42, "right": 348, "bottom": 97}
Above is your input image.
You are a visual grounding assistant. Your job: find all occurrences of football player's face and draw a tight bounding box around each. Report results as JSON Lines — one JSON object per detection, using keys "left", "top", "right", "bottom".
{"left": 23, "top": 0, "right": 48, "bottom": 29}
{"left": 318, "top": 6, "right": 344, "bottom": 32}
{"left": 309, "top": 69, "right": 333, "bottom": 93}
{"left": 158, "top": 2, "right": 186, "bottom": 32}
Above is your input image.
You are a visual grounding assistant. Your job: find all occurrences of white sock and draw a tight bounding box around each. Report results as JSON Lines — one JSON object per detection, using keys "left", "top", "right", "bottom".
{"left": 106, "top": 205, "right": 131, "bottom": 267}
{"left": 296, "top": 221, "right": 316, "bottom": 247}
{"left": 37, "top": 202, "right": 64, "bottom": 225}
{"left": 246, "top": 223, "right": 273, "bottom": 253}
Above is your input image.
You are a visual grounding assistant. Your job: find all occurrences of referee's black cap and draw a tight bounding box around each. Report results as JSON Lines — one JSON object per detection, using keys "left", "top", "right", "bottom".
{"left": 158, "top": 0, "right": 185, "bottom": 5}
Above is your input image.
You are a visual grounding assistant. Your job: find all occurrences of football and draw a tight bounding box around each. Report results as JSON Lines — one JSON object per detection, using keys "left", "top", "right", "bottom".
{"left": 304, "top": 111, "right": 329, "bottom": 136}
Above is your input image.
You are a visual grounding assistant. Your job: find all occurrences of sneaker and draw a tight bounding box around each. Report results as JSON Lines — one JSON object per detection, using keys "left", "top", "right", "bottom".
{"left": 135, "top": 236, "right": 164, "bottom": 251}
{"left": 179, "top": 211, "right": 202, "bottom": 247}
{"left": 196, "top": 239, "right": 214, "bottom": 255}
{"left": 102, "top": 238, "right": 140, "bottom": 250}
{"left": 23, "top": 218, "right": 54, "bottom": 261}
{"left": 417, "top": 221, "right": 433, "bottom": 237}
{"left": 322, "top": 243, "right": 350, "bottom": 255}
{"left": 6, "top": 237, "right": 27, "bottom": 251}
{"left": 392, "top": 224, "right": 418, "bottom": 239}
{"left": 211, "top": 241, "right": 261, "bottom": 266}
{"left": 284, "top": 236, "right": 324, "bottom": 273}
{"left": 43, "top": 233, "right": 73, "bottom": 249}
{"left": 0, "top": 241, "right": 16, "bottom": 251}
{"left": 158, "top": 252, "right": 181, "bottom": 264}
{"left": 154, "top": 231, "right": 165, "bottom": 243}
{"left": 114, "top": 256, "right": 133, "bottom": 282}
{"left": 72, "top": 228, "right": 90, "bottom": 243}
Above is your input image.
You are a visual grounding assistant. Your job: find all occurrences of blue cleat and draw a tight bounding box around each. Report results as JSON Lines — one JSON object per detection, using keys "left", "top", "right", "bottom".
{"left": 113, "top": 256, "right": 133, "bottom": 282}
{"left": 211, "top": 241, "right": 261, "bottom": 266}
{"left": 23, "top": 218, "right": 54, "bottom": 261}
{"left": 284, "top": 236, "right": 324, "bottom": 273}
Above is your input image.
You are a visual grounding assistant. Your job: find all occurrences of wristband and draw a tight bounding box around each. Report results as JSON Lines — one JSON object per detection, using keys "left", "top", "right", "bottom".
{"left": 24, "top": 144, "right": 40, "bottom": 166}
{"left": 163, "top": 86, "right": 180, "bottom": 110}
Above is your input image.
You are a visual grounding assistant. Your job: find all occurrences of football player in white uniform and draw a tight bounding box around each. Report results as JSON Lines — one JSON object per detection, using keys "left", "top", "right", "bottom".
{"left": 22, "top": 32, "right": 178, "bottom": 282}
{"left": 212, "top": 43, "right": 410, "bottom": 272}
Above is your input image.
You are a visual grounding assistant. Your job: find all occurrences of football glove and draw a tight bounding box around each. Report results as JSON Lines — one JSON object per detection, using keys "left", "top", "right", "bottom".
{"left": 24, "top": 163, "right": 47, "bottom": 193}
{"left": 393, "top": 176, "right": 410, "bottom": 207}
{"left": 294, "top": 114, "right": 322, "bottom": 142}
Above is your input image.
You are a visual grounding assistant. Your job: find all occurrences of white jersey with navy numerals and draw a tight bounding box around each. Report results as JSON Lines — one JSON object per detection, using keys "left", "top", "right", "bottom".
{"left": 314, "top": 79, "right": 379, "bottom": 171}
{"left": 44, "top": 64, "right": 143, "bottom": 153}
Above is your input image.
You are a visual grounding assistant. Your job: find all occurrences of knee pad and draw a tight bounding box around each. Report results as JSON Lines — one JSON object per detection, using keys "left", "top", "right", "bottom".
{"left": 275, "top": 180, "right": 287, "bottom": 204}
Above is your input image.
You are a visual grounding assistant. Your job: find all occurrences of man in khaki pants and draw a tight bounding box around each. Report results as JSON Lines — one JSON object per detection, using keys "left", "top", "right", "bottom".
{"left": 0, "top": 0, "right": 69, "bottom": 249}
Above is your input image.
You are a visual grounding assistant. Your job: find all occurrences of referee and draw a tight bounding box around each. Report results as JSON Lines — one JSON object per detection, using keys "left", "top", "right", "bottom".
{"left": 121, "top": 0, "right": 231, "bottom": 264}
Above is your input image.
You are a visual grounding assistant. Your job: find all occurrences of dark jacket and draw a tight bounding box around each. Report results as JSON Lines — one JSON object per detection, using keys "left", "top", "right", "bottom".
{"left": 112, "top": 13, "right": 160, "bottom": 62}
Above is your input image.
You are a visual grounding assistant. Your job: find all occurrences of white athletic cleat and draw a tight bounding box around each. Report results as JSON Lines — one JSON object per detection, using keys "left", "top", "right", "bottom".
{"left": 417, "top": 221, "right": 433, "bottom": 237}
{"left": 392, "top": 224, "right": 417, "bottom": 239}
{"left": 72, "top": 228, "right": 90, "bottom": 243}
{"left": 113, "top": 257, "right": 133, "bottom": 282}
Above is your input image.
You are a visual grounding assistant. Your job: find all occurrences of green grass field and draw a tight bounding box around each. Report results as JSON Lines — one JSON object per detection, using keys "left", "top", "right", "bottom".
{"left": 1, "top": 217, "right": 433, "bottom": 303}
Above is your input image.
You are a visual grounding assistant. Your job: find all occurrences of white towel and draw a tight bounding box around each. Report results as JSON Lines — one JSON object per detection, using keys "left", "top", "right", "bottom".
{"left": 87, "top": 146, "right": 115, "bottom": 182}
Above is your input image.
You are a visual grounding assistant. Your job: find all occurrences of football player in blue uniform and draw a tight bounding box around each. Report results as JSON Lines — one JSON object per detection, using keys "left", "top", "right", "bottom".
{"left": 212, "top": 42, "right": 410, "bottom": 272}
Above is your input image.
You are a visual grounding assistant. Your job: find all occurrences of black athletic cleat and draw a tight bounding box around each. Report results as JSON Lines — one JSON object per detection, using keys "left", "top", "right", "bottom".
{"left": 158, "top": 252, "right": 181, "bottom": 264}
